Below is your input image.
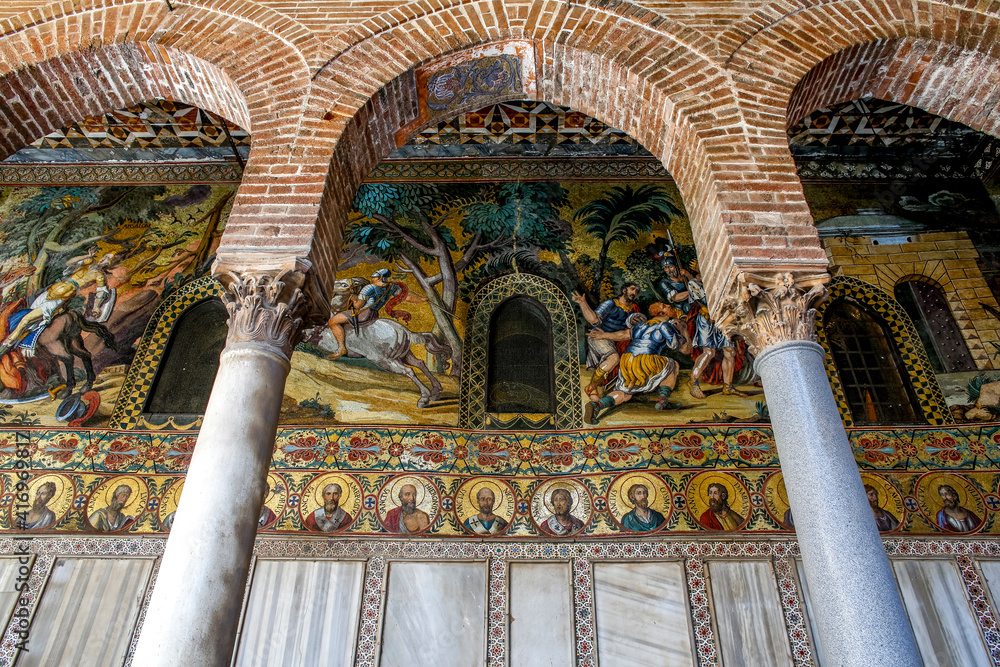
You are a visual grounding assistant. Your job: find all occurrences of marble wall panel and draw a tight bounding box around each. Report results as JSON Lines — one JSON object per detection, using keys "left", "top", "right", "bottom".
{"left": 234, "top": 559, "right": 365, "bottom": 667}
{"left": 977, "top": 559, "right": 1000, "bottom": 610}
{"left": 892, "top": 559, "right": 990, "bottom": 666}
{"left": 593, "top": 561, "right": 695, "bottom": 667}
{"left": 509, "top": 562, "right": 574, "bottom": 666}
{"left": 380, "top": 561, "right": 487, "bottom": 666}
{"left": 0, "top": 556, "right": 29, "bottom": 632}
{"left": 20, "top": 557, "right": 152, "bottom": 667}
{"left": 793, "top": 559, "right": 828, "bottom": 665}
{"left": 708, "top": 560, "right": 794, "bottom": 667}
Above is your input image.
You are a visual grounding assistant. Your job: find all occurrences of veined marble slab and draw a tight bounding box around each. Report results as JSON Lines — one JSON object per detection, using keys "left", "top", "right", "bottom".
{"left": 20, "top": 557, "right": 153, "bottom": 667}
{"left": 793, "top": 559, "right": 827, "bottom": 664}
{"left": 593, "top": 561, "right": 695, "bottom": 667}
{"left": 234, "top": 559, "right": 365, "bottom": 667}
{"left": 0, "top": 556, "right": 30, "bottom": 634}
{"left": 380, "top": 561, "right": 487, "bottom": 666}
{"left": 509, "top": 562, "right": 574, "bottom": 666}
{"left": 708, "top": 560, "right": 794, "bottom": 667}
{"left": 892, "top": 559, "right": 990, "bottom": 667}
{"left": 976, "top": 560, "right": 1000, "bottom": 613}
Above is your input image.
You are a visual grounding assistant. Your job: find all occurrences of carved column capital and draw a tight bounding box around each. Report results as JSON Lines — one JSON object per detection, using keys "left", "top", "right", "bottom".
{"left": 721, "top": 272, "right": 829, "bottom": 356}
{"left": 217, "top": 270, "right": 306, "bottom": 360}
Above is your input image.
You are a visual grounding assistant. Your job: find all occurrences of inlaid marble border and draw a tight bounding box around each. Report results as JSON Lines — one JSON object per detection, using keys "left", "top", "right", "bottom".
{"left": 487, "top": 558, "right": 506, "bottom": 666}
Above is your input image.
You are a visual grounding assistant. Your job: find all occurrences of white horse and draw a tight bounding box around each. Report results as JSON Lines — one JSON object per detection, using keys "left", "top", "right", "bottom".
{"left": 319, "top": 278, "right": 451, "bottom": 408}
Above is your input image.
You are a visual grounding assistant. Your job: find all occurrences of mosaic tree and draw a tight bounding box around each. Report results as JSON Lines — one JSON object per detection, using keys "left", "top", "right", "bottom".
{"left": 348, "top": 181, "right": 573, "bottom": 371}
{"left": 573, "top": 184, "right": 682, "bottom": 301}
{"left": 0, "top": 184, "right": 216, "bottom": 297}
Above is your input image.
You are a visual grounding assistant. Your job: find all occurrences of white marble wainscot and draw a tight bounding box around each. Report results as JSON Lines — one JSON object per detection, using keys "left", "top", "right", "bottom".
{"left": 793, "top": 559, "right": 827, "bottom": 665}
{"left": 233, "top": 559, "right": 365, "bottom": 666}
{"left": 1, "top": 537, "right": 999, "bottom": 667}
{"left": 592, "top": 561, "right": 695, "bottom": 667}
{"left": 509, "top": 562, "right": 575, "bottom": 666}
{"left": 892, "top": 559, "right": 991, "bottom": 666}
{"left": 20, "top": 556, "right": 154, "bottom": 667}
{"left": 380, "top": 560, "right": 488, "bottom": 666}
{"left": 0, "top": 556, "right": 32, "bottom": 633}
{"left": 707, "top": 560, "right": 795, "bottom": 667}
{"left": 977, "top": 559, "right": 1000, "bottom": 606}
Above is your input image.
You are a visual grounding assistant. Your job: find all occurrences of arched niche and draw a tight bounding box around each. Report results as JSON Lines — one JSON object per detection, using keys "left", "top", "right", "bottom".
{"left": 109, "top": 277, "right": 226, "bottom": 430}
{"left": 460, "top": 273, "right": 581, "bottom": 430}
{"left": 815, "top": 276, "right": 952, "bottom": 426}
{"left": 486, "top": 296, "right": 555, "bottom": 415}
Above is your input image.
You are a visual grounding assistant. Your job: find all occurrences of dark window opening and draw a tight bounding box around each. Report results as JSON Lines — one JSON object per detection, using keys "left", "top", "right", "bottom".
{"left": 825, "top": 298, "right": 923, "bottom": 425}
{"left": 144, "top": 298, "right": 228, "bottom": 414}
{"left": 894, "top": 280, "right": 975, "bottom": 374}
{"left": 486, "top": 296, "right": 555, "bottom": 414}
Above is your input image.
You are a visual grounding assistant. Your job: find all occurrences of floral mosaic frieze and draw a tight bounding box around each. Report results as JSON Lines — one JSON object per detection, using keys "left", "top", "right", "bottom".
{"left": 3, "top": 424, "right": 1000, "bottom": 476}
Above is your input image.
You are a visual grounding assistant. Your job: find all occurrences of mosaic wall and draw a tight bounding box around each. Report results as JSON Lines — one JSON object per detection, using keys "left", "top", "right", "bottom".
{"left": 0, "top": 181, "right": 235, "bottom": 429}
{"left": 290, "top": 177, "right": 766, "bottom": 429}
{"left": 3, "top": 423, "right": 1000, "bottom": 539}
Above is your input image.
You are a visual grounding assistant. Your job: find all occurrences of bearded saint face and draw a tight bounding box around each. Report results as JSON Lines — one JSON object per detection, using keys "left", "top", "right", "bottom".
{"left": 629, "top": 485, "right": 649, "bottom": 509}
{"left": 323, "top": 485, "right": 342, "bottom": 513}
{"left": 707, "top": 484, "right": 728, "bottom": 513}
{"left": 399, "top": 485, "right": 418, "bottom": 515}
{"left": 111, "top": 487, "right": 132, "bottom": 512}
{"left": 477, "top": 489, "right": 495, "bottom": 515}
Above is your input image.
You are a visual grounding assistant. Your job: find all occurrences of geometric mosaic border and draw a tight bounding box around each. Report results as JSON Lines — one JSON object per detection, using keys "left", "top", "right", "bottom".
{"left": 108, "top": 277, "right": 223, "bottom": 430}
{"left": 5, "top": 537, "right": 1000, "bottom": 667}
{"left": 459, "top": 273, "right": 583, "bottom": 430}
{"left": 816, "top": 276, "right": 953, "bottom": 426}
{"left": 0, "top": 162, "right": 242, "bottom": 185}
{"left": 369, "top": 158, "right": 670, "bottom": 182}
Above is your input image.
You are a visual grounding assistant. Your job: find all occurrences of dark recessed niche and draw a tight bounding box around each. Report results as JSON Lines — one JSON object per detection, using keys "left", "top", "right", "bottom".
{"left": 144, "top": 298, "right": 228, "bottom": 415}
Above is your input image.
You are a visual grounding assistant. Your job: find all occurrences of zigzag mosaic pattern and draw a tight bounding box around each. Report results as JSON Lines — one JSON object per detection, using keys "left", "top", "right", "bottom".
{"left": 30, "top": 100, "right": 249, "bottom": 151}
{"left": 396, "top": 101, "right": 652, "bottom": 158}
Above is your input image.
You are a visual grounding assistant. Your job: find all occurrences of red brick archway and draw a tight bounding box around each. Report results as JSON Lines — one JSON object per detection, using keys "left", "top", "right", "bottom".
{"left": 721, "top": 0, "right": 1000, "bottom": 135}
{"left": 786, "top": 38, "right": 1000, "bottom": 137}
{"left": 0, "top": 1, "right": 322, "bottom": 287}
{"left": 305, "top": 1, "right": 828, "bottom": 311}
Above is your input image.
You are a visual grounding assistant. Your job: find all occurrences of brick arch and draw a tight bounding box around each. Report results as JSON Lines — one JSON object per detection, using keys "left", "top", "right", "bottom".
{"left": 0, "top": 1, "right": 327, "bottom": 285}
{"left": 305, "top": 3, "right": 828, "bottom": 312}
{"left": 786, "top": 38, "right": 1000, "bottom": 139}
{"left": 719, "top": 0, "right": 1000, "bottom": 134}
{"left": 0, "top": 42, "right": 250, "bottom": 159}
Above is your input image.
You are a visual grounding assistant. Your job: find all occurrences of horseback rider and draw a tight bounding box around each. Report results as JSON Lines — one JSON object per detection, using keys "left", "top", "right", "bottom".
{"left": 0, "top": 248, "right": 116, "bottom": 358}
{"left": 326, "top": 268, "right": 426, "bottom": 360}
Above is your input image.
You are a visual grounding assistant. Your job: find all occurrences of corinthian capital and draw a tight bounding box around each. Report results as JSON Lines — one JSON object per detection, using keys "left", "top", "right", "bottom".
{"left": 218, "top": 271, "right": 305, "bottom": 359}
{"left": 722, "top": 272, "right": 829, "bottom": 356}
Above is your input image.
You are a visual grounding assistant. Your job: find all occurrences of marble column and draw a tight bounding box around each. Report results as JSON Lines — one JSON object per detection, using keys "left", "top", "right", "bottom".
{"left": 132, "top": 270, "right": 304, "bottom": 667}
{"left": 726, "top": 273, "right": 921, "bottom": 667}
